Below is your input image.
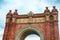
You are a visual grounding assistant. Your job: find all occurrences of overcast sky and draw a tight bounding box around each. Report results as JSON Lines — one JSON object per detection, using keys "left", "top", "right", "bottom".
{"left": 0, "top": 0, "right": 60, "bottom": 40}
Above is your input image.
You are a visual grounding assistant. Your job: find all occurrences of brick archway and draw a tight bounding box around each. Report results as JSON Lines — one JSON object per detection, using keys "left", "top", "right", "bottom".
{"left": 15, "top": 26, "right": 44, "bottom": 40}
{"left": 3, "top": 6, "right": 59, "bottom": 40}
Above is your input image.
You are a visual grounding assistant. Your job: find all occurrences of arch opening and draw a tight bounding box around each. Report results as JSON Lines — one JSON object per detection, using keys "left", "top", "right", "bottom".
{"left": 25, "top": 34, "right": 40, "bottom": 40}
{"left": 20, "top": 29, "right": 40, "bottom": 40}
{"left": 15, "top": 27, "right": 44, "bottom": 40}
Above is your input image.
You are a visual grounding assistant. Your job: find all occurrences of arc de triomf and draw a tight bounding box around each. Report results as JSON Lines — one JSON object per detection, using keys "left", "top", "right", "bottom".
{"left": 3, "top": 6, "right": 59, "bottom": 40}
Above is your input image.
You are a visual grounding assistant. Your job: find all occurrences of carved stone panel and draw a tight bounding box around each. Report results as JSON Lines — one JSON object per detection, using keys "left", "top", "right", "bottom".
{"left": 16, "top": 17, "right": 45, "bottom": 23}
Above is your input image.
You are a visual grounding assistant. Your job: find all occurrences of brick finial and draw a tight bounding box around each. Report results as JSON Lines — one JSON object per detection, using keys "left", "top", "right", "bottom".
{"left": 9, "top": 10, "right": 12, "bottom": 12}
{"left": 53, "top": 6, "right": 55, "bottom": 9}
{"left": 13, "top": 9, "right": 18, "bottom": 15}
{"left": 52, "top": 6, "right": 58, "bottom": 12}
{"left": 46, "top": 7, "right": 48, "bottom": 9}
{"left": 44, "top": 7, "right": 50, "bottom": 13}
{"left": 15, "top": 9, "right": 17, "bottom": 12}
{"left": 7, "top": 10, "right": 12, "bottom": 15}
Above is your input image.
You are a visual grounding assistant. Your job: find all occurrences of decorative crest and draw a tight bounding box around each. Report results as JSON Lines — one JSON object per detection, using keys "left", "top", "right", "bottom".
{"left": 28, "top": 11, "right": 33, "bottom": 16}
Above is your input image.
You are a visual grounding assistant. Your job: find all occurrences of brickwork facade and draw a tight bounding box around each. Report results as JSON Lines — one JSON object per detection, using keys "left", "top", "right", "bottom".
{"left": 3, "top": 6, "right": 59, "bottom": 40}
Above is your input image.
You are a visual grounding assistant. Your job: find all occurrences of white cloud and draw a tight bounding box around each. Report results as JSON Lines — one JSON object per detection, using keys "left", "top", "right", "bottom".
{"left": 0, "top": 28, "right": 4, "bottom": 40}
{"left": 0, "top": 36, "right": 2, "bottom": 40}
{"left": 0, "top": 0, "right": 53, "bottom": 14}
{"left": 0, "top": 28, "right": 4, "bottom": 34}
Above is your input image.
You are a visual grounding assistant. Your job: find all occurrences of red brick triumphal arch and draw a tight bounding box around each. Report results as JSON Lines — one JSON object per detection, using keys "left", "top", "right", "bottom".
{"left": 3, "top": 6, "right": 59, "bottom": 40}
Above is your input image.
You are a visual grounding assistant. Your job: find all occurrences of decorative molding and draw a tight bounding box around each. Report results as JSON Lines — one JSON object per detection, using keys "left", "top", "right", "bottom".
{"left": 16, "top": 17, "right": 45, "bottom": 23}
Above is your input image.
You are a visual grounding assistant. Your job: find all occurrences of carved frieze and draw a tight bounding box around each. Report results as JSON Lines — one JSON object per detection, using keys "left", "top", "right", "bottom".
{"left": 16, "top": 17, "right": 45, "bottom": 23}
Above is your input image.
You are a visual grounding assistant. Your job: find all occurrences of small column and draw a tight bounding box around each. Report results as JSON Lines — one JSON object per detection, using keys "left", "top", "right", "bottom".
{"left": 12, "top": 9, "right": 18, "bottom": 23}
{"left": 9, "top": 9, "right": 18, "bottom": 40}
{"left": 44, "top": 7, "right": 51, "bottom": 40}
{"left": 6, "top": 10, "right": 12, "bottom": 23}
{"left": 3, "top": 10, "right": 12, "bottom": 40}
{"left": 52, "top": 6, "right": 59, "bottom": 40}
